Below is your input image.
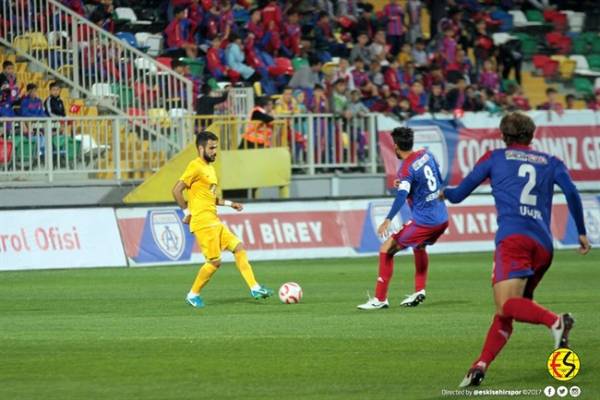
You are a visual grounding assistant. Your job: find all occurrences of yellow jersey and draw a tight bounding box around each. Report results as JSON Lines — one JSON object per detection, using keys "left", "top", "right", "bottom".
{"left": 179, "top": 157, "right": 220, "bottom": 231}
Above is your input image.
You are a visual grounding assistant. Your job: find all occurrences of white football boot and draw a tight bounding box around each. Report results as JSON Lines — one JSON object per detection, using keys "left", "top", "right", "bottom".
{"left": 400, "top": 289, "right": 426, "bottom": 307}
{"left": 551, "top": 313, "right": 575, "bottom": 349}
{"left": 357, "top": 296, "right": 389, "bottom": 310}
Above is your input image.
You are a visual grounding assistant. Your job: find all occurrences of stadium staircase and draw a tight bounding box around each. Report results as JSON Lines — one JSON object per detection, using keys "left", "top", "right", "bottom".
{"left": 0, "top": 0, "right": 195, "bottom": 179}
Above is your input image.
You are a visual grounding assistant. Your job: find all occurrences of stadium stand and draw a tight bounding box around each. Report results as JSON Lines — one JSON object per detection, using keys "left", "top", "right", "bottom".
{"left": 2, "top": 0, "right": 600, "bottom": 192}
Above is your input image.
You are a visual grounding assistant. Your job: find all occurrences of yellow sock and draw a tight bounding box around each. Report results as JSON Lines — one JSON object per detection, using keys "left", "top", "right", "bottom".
{"left": 234, "top": 250, "right": 258, "bottom": 289}
{"left": 190, "top": 263, "right": 218, "bottom": 294}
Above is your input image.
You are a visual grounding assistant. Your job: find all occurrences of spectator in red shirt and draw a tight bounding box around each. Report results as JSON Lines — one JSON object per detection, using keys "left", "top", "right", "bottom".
{"left": 407, "top": 80, "right": 427, "bottom": 114}
{"left": 164, "top": 5, "right": 198, "bottom": 58}
{"left": 261, "top": 0, "right": 282, "bottom": 32}
{"left": 282, "top": 11, "right": 301, "bottom": 57}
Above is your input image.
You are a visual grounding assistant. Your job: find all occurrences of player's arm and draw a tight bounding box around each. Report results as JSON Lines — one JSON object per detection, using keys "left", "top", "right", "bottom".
{"left": 442, "top": 151, "right": 493, "bottom": 203}
{"left": 216, "top": 197, "right": 244, "bottom": 212}
{"left": 553, "top": 160, "right": 591, "bottom": 255}
{"left": 378, "top": 179, "right": 411, "bottom": 237}
{"left": 172, "top": 180, "right": 191, "bottom": 224}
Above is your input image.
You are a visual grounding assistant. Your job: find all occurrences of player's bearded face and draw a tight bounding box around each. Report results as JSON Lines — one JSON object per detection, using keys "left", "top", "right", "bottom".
{"left": 202, "top": 140, "right": 218, "bottom": 163}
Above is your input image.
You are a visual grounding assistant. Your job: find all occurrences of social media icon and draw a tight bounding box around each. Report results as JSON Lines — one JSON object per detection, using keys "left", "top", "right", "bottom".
{"left": 544, "top": 386, "right": 556, "bottom": 397}
{"left": 557, "top": 386, "right": 568, "bottom": 397}
{"left": 569, "top": 386, "right": 581, "bottom": 398}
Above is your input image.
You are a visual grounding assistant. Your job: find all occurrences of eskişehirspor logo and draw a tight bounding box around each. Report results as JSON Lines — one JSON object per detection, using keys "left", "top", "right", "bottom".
{"left": 150, "top": 210, "right": 185, "bottom": 260}
{"left": 547, "top": 348, "right": 580, "bottom": 381}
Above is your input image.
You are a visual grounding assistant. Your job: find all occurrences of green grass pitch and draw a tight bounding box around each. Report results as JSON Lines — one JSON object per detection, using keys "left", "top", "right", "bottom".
{"left": 1, "top": 251, "right": 598, "bottom": 400}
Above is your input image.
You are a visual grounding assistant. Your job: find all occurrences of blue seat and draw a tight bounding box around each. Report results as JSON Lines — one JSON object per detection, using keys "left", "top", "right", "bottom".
{"left": 491, "top": 11, "right": 513, "bottom": 32}
{"left": 116, "top": 31, "right": 138, "bottom": 48}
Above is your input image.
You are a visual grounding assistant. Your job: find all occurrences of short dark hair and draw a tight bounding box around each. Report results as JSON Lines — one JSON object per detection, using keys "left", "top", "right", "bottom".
{"left": 391, "top": 127, "right": 414, "bottom": 151}
{"left": 26, "top": 83, "right": 37, "bottom": 91}
{"left": 546, "top": 87, "right": 557, "bottom": 95}
{"left": 2, "top": 61, "right": 13, "bottom": 68}
{"left": 196, "top": 131, "right": 218, "bottom": 147}
{"left": 499, "top": 112, "right": 536, "bottom": 146}
{"left": 49, "top": 81, "right": 60, "bottom": 90}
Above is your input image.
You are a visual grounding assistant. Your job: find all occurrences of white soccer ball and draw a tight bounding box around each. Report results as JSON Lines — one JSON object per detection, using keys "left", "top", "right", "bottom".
{"left": 278, "top": 282, "right": 303, "bottom": 304}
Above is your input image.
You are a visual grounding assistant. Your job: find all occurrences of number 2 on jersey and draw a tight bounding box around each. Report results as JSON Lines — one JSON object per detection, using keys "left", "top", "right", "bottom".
{"left": 423, "top": 165, "right": 437, "bottom": 191}
{"left": 518, "top": 164, "right": 537, "bottom": 206}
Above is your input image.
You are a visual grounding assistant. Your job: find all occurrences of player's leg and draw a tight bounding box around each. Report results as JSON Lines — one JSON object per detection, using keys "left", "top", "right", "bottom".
{"left": 187, "top": 227, "right": 222, "bottom": 308}
{"left": 400, "top": 245, "right": 428, "bottom": 307}
{"left": 460, "top": 237, "right": 563, "bottom": 386}
{"left": 224, "top": 225, "right": 273, "bottom": 299}
{"left": 357, "top": 236, "right": 403, "bottom": 310}
{"left": 400, "top": 222, "right": 448, "bottom": 307}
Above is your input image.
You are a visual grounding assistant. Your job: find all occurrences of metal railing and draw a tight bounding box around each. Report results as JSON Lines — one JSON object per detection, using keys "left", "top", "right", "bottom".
{"left": 0, "top": 115, "right": 186, "bottom": 182}
{"left": 0, "top": 0, "right": 194, "bottom": 116}
{"left": 202, "top": 113, "right": 378, "bottom": 173}
{"left": 1, "top": 113, "right": 379, "bottom": 183}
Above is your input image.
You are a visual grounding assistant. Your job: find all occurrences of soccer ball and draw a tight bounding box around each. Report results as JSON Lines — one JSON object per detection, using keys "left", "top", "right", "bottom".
{"left": 278, "top": 282, "right": 303, "bottom": 304}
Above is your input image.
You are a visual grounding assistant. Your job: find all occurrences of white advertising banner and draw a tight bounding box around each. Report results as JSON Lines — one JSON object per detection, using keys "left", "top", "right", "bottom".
{"left": 0, "top": 208, "right": 127, "bottom": 271}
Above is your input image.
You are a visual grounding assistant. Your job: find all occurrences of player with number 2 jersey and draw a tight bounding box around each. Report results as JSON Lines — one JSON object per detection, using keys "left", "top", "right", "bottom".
{"left": 442, "top": 112, "right": 591, "bottom": 387}
{"left": 358, "top": 127, "right": 448, "bottom": 310}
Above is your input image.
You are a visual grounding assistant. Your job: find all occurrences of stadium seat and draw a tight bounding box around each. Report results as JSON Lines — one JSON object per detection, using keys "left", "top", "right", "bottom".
{"left": 57, "top": 64, "right": 74, "bottom": 79}
{"left": 135, "top": 57, "right": 158, "bottom": 74}
{"left": 116, "top": 32, "right": 139, "bottom": 48}
{"left": 509, "top": 10, "right": 542, "bottom": 28}
{"left": 26, "top": 32, "right": 50, "bottom": 52}
{"left": 490, "top": 10, "right": 513, "bottom": 32}
{"left": 572, "top": 37, "right": 588, "bottom": 54}
{"left": 0, "top": 138, "right": 13, "bottom": 165}
{"left": 111, "top": 84, "right": 135, "bottom": 108}
{"left": 559, "top": 60, "right": 577, "bottom": 81}
{"left": 533, "top": 54, "right": 551, "bottom": 70}
{"left": 574, "top": 77, "right": 594, "bottom": 96}
{"left": 541, "top": 60, "right": 559, "bottom": 80}
{"left": 147, "top": 108, "right": 171, "bottom": 128}
{"left": 11, "top": 135, "right": 37, "bottom": 168}
{"left": 526, "top": 9, "right": 544, "bottom": 23}
{"left": 47, "top": 30, "right": 69, "bottom": 48}
{"left": 144, "top": 34, "right": 163, "bottom": 57}
{"left": 492, "top": 33, "right": 517, "bottom": 46}
{"left": 114, "top": 7, "right": 151, "bottom": 25}
{"left": 127, "top": 107, "right": 146, "bottom": 116}
{"left": 12, "top": 35, "right": 31, "bottom": 53}
{"left": 292, "top": 57, "right": 308, "bottom": 70}
{"left": 179, "top": 57, "right": 204, "bottom": 77}
{"left": 156, "top": 57, "right": 172, "bottom": 68}
{"left": 564, "top": 11, "right": 585, "bottom": 33}
{"left": 52, "top": 135, "right": 81, "bottom": 163}
{"left": 587, "top": 54, "right": 600, "bottom": 71}
{"left": 91, "top": 83, "right": 119, "bottom": 104}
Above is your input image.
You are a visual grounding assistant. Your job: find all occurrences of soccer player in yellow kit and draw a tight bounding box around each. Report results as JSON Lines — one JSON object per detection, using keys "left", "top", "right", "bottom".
{"left": 172, "top": 131, "right": 273, "bottom": 308}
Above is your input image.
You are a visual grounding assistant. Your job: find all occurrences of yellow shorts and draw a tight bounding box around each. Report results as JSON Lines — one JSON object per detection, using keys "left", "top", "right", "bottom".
{"left": 193, "top": 223, "right": 241, "bottom": 261}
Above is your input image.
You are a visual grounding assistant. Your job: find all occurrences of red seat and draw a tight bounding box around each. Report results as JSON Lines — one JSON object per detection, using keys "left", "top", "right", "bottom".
{"left": 532, "top": 54, "right": 551, "bottom": 70}
{"left": 546, "top": 32, "right": 562, "bottom": 46}
{"left": 156, "top": 57, "right": 172, "bottom": 68}
{"left": 542, "top": 60, "right": 559, "bottom": 79}
{"left": 0, "top": 138, "right": 13, "bottom": 165}
{"left": 557, "top": 37, "right": 572, "bottom": 54}
{"left": 127, "top": 107, "right": 145, "bottom": 116}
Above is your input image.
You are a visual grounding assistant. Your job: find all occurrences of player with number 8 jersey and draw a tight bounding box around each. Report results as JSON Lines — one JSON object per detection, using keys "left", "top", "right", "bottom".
{"left": 357, "top": 127, "right": 448, "bottom": 310}
{"left": 442, "top": 112, "right": 591, "bottom": 387}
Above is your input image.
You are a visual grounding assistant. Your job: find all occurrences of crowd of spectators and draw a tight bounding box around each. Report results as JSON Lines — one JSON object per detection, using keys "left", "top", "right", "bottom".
{"left": 52, "top": 0, "right": 600, "bottom": 119}
{"left": 0, "top": 62, "right": 67, "bottom": 118}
